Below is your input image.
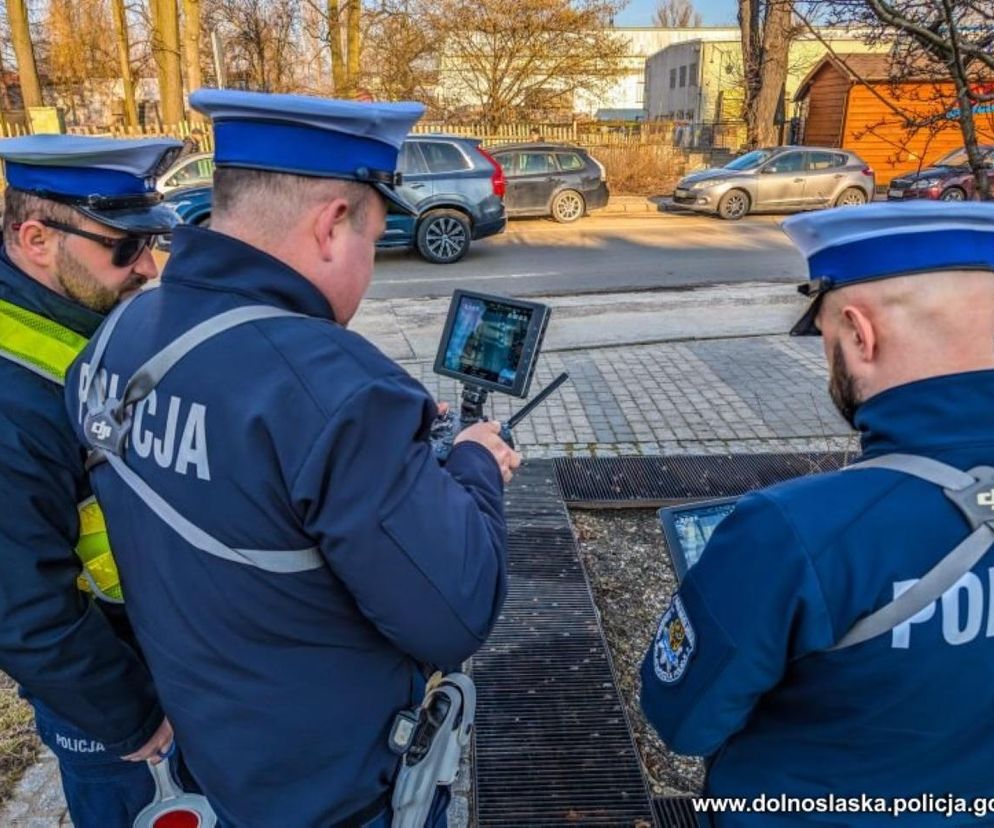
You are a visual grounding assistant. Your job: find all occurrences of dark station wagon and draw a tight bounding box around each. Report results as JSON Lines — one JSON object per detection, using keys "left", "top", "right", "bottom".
{"left": 490, "top": 143, "right": 610, "bottom": 222}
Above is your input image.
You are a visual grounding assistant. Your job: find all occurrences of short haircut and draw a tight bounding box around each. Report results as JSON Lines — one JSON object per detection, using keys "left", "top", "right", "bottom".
{"left": 211, "top": 168, "right": 373, "bottom": 240}
{"left": 2, "top": 187, "right": 78, "bottom": 246}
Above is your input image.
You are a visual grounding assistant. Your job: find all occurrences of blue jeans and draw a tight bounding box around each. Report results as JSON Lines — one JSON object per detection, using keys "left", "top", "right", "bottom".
{"left": 30, "top": 698, "right": 156, "bottom": 828}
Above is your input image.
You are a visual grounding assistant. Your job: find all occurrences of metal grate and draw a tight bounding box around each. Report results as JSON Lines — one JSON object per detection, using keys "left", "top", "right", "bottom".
{"left": 653, "top": 797, "right": 699, "bottom": 827}
{"left": 555, "top": 453, "right": 849, "bottom": 507}
{"left": 473, "top": 460, "right": 655, "bottom": 827}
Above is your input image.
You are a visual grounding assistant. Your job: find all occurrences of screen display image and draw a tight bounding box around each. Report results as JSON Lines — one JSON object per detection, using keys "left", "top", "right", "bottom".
{"left": 658, "top": 498, "right": 739, "bottom": 580}
{"left": 442, "top": 296, "right": 533, "bottom": 389}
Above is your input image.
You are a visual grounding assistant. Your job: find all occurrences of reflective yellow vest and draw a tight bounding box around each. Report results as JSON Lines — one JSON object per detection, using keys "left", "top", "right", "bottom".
{"left": 0, "top": 297, "right": 124, "bottom": 603}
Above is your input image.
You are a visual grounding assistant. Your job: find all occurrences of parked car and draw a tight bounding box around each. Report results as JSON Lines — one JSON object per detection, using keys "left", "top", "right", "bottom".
{"left": 157, "top": 152, "right": 215, "bottom": 194}
{"left": 161, "top": 136, "right": 507, "bottom": 264}
{"left": 489, "top": 143, "right": 609, "bottom": 223}
{"left": 672, "top": 146, "right": 875, "bottom": 220}
{"left": 887, "top": 146, "right": 994, "bottom": 202}
{"left": 380, "top": 135, "right": 506, "bottom": 263}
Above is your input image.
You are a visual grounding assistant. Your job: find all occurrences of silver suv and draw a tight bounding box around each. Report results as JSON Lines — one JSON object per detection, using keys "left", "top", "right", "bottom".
{"left": 673, "top": 147, "right": 875, "bottom": 220}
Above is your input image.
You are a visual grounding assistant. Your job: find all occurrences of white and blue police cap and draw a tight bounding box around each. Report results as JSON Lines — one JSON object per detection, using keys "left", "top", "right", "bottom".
{"left": 784, "top": 201, "right": 994, "bottom": 336}
{"left": 0, "top": 134, "right": 182, "bottom": 234}
{"left": 189, "top": 89, "right": 426, "bottom": 215}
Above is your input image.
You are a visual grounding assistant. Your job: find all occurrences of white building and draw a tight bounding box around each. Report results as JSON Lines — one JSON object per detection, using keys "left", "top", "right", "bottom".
{"left": 574, "top": 27, "right": 740, "bottom": 118}
{"left": 644, "top": 31, "right": 888, "bottom": 124}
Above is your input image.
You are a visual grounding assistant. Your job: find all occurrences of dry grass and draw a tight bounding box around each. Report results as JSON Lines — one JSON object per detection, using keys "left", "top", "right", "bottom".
{"left": 587, "top": 142, "right": 689, "bottom": 197}
{"left": 0, "top": 674, "right": 39, "bottom": 804}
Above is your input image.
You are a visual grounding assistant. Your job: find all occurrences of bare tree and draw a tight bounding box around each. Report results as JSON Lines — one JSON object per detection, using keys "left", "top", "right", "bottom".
{"left": 806, "top": 0, "right": 993, "bottom": 199}
{"left": 431, "top": 0, "right": 627, "bottom": 127}
{"left": 302, "top": 0, "right": 361, "bottom": 96}
{"left": 151, "top": 0, "right": 185, "bottom": 123}
{"left": 204, "top": 0, "right": 303, "bottom": 93}
{"left": 361, "top": 0, "right": 440, "bottom": 103}
{"left": 5, "top": 0, "right": 41, "bottom": 109}
{"left": 739, "top": 0, "right": 796, "bottom": 147}
{"left": 44, "top": 0, "right": 119, "bottom": 124}
{"left": 111, "top": 0, "right": 139, "bottom": 126}
{"left": 183, "top": 0, "right": 204, "bottom": 118}
{"left": 653, "top": 0, "right": 702, "bottom": 28}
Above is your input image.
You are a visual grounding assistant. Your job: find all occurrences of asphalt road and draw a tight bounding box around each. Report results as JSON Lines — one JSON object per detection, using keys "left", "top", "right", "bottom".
{"left": 368, "top": 210, "right": 806, "bottom": 300}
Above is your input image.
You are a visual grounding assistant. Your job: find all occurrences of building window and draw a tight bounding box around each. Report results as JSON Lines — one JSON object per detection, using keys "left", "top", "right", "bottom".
{"left": 669, "top": 68, "right": 677, "bottom": 89}
{"left": 689, "top": 63, "right": 699, "bottom": 87}
{"left": 679, "top": 66, "right": 687, "bottom": 88}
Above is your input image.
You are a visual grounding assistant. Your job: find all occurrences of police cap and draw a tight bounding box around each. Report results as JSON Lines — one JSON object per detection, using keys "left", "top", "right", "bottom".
{"left": 785, "top": 201, "right": 994, "bottom": 336}
{"left": 188, "top": 89, "right": 426, "bottom": 215}
{"left": 0, "top": 134, "right": 183, "bottom": 234}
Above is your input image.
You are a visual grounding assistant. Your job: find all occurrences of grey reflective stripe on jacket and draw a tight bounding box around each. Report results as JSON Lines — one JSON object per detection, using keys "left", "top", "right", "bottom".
{"left": 832, "top": 453, "right": 994, "bottom": 650}
{"left": 83, "top": 296, "right": 324, "bottom": 575}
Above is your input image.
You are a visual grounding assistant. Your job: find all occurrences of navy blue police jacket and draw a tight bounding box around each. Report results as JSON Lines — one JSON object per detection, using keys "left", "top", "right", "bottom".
{"left": 641, "top": 370, "right": 994, "bottom": 826}
{"left": 65, "top": 226, "right": 509, "bottom": 828}
{"left": 0, "top": 250, "right": 162, "bottom": 754}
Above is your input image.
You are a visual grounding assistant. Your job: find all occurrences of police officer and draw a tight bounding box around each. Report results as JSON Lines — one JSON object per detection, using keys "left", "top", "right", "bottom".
{"left": 640, "top": 202, "right": 994, "bottom": 825}
{"left": 0, "top": 136, "right": 180, "bottom": 824}
{"left": 65, "top": 90, "right": 517, "bottom": 827}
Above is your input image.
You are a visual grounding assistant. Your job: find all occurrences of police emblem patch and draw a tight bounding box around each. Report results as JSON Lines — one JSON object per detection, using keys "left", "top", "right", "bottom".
{"left": 652, "top": 595, "right": 695, "bottom": 684}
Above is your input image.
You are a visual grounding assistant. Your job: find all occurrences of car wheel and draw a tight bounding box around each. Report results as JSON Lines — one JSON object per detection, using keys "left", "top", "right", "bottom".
{"left": 940, "top": 187, "right": 966, "bottom": 202}
{"left": 551, "top": 190, "right": 585, "bottom": 223}
{"left": 717, "top": 189, "right": 750, "bottom": 220}
{"left": 416, "top": 209, "right": 470, "bottom": 264}
{"left": 834, "top": 187, "right": 867, "bottom": 207}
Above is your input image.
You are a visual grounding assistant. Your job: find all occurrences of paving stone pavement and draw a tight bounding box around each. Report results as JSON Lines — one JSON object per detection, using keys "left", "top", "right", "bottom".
{"left": 0, "top": 333, "right": 857, "bottom": 824}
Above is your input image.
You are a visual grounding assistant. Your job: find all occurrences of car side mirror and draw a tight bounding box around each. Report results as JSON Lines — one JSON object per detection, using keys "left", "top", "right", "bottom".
{"left": 760, "top": 167, "right": 775, "bottom": 174}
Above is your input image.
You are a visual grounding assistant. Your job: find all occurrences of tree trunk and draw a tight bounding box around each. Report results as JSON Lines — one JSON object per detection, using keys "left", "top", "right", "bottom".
{"left": 153, "top": 0, "right": 185, "bottom": 125}
{"left": 740, "top": 0, "right": 793, "bottom": 148}
{"left": 346, "top": 0, "right": 360, "bottom": 96}
{"left": 952, "top": 78, "right": 990, "bottom": 200}
{"left": 5, "top": 0, "right": 42, "bottom": 110}
{"left": 111, "top": 0, "right": 138, "bottom": 127}
{"left": 327, "top": 0, "right": 347, "bottom": 95}
{"left": 182, "top": 0, "right": 204, "bottom": 120}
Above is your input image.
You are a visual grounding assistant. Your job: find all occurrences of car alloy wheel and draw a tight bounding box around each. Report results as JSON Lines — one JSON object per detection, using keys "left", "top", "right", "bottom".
{"left": 940, "top": 187, "right": 966, "bottom": 202}
{"left": 835, "top": 187, "right": 867, "bottom": 207}
{"left": 416, "top": 210, "right": 470, "bottom": 264}
{"left": 718, "top": 189, "right": 750, "bottom": 220}
{"left": 552, "top": 190, "right": 584, "bottom": 223}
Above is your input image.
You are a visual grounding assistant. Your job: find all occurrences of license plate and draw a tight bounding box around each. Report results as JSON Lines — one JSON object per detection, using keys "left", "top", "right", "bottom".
{"left": 888, "top": 188, "right": 905, "bottom": 199}
{"left": 675, "top": 188, "right": 690, "bottom": 198}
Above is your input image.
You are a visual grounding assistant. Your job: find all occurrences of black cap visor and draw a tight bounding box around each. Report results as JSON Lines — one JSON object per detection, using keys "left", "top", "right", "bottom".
{"left": 789, "top": 277, "right": 833, "bottom": 337}
{"left": 373, "top": 181, "right": 419, "bottom": 216}
{"left": 76, "top": 202, "right": 180, "bottom": 235}
{"left": 790, "top": 294, "right": 824, "bottom": 336}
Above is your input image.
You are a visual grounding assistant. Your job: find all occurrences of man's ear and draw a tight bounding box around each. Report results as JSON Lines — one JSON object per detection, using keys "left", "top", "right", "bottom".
{"left": 313, "top": 198, "right": 351, "bottom": 261}
{"left": 840, "top": 304, "right": 876, "bottom": 363}
{"left": 15, "top": 220, "right": 58, "bottom": 268}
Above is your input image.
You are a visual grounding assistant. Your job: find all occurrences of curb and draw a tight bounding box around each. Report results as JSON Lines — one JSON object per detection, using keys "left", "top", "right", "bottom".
{"left": 598, "top": 197, "right": 667, "bottom": 214}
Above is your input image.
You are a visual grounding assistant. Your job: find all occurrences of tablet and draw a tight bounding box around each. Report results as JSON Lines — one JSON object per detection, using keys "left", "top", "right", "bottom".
{"left": 658, "top": 497, "right": 740, "bottom": 581}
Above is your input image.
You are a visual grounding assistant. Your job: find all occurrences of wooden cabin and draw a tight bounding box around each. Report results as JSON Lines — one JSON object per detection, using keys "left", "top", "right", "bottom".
{"left": 794, "top": 54, "right": 994, "bottom": 179}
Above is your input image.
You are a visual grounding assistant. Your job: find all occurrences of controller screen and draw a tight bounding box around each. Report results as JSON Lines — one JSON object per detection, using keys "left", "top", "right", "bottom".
{"left": 442, "top": 296, "right": 533, "bottom": 388}
{"left": 670, "top": 502, "right": 737, "bottom": 570}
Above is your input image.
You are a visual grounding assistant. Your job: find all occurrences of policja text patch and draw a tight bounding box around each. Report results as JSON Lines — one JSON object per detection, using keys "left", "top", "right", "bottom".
{"left": 653, "top": 595, "right": 696, "bottom": 683}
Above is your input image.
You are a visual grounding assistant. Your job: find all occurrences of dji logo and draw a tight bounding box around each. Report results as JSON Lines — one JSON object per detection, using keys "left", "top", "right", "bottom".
{"left": 90, "top": 420, "right": 112, "bottom": 442}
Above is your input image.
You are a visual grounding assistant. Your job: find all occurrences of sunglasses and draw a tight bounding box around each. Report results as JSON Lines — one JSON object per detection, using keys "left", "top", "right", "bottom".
{"left": 13, "top": 219, "right": 154, "bottom": 267}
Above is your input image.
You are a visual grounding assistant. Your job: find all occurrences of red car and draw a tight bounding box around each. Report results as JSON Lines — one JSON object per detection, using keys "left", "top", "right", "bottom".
{"left": 887, "top": 146, "right": 994, "bottom": 201}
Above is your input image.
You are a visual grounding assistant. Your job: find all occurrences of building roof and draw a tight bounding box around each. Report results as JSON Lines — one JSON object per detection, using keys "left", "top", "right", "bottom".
{"left": 793, "top": 52, "right": 956, "bottom": 100}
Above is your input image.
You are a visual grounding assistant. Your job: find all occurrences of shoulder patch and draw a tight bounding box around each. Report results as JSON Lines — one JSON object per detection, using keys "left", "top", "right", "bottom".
{"left": 652, "top": 595, "right": 696, "bottom": 684}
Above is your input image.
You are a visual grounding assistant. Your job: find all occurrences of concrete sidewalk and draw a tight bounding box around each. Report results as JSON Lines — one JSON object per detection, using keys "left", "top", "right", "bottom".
{"left": 0, "top": 284, "right": 855, "bottom": 826}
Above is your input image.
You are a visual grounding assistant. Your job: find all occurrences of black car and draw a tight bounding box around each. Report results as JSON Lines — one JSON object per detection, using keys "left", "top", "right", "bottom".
{"left": 490, "top": 143, "right": 609, "bottom": 223}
